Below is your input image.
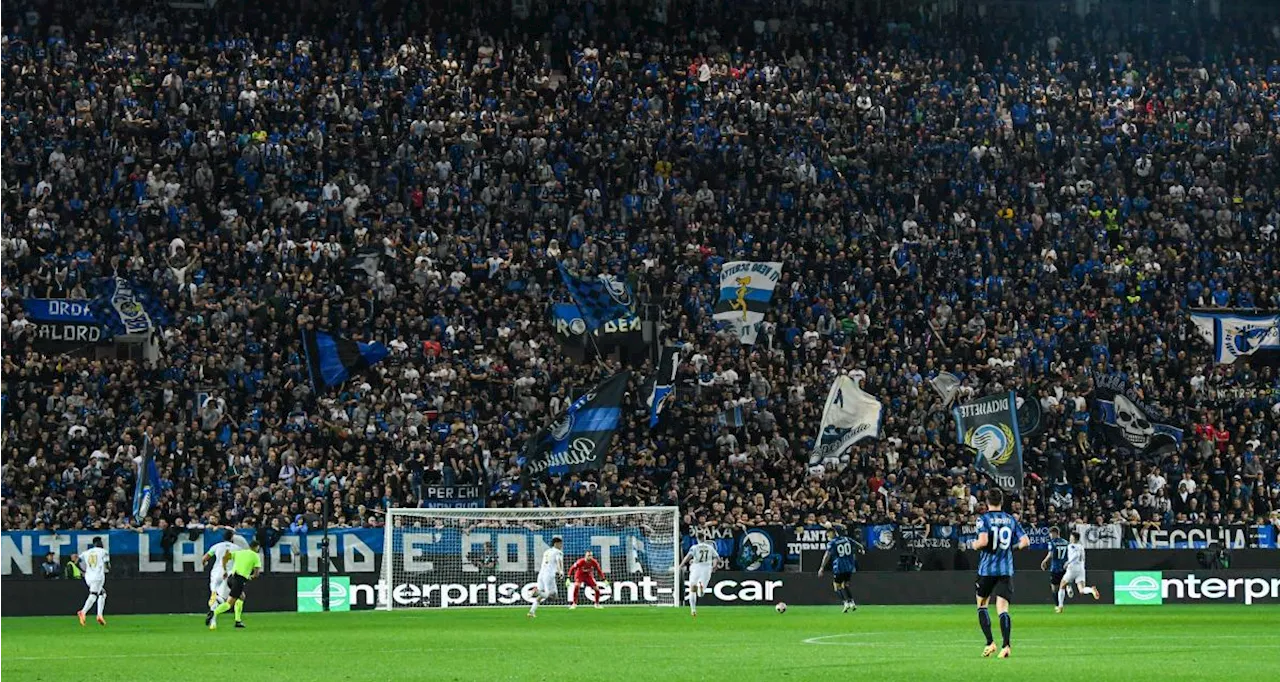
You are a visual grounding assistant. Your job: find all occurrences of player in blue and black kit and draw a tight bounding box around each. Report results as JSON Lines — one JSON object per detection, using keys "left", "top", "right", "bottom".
{"left": 1039, "top": 526, "right": 1069, "bottom": 613}
{"left": 817, "top": 526, "right": 865, "bottom": 613}
{"left": 968, "top": 488, "right": 1029, "bottom": 659}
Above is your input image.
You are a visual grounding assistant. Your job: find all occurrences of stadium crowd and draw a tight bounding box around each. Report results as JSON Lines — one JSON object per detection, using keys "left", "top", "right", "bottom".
{"left": 3, "top": 0, "right": 1280, "bottom": 542}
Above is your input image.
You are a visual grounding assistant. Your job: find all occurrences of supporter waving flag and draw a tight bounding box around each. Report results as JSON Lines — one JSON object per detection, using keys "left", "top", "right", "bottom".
{"left": 521, "top": 372, "right": 630, "bottom": 480}
{"left": 132, "top": 438, "right": 162, "bottom": 524}
{"left": 557, "top": 263, "right": 635, "bottom": 332}
{"left": 301, "top": 328, "right": 390, "bottom": 392}
{"left": 89, "top": 276, "right": 170, "bottom": 338}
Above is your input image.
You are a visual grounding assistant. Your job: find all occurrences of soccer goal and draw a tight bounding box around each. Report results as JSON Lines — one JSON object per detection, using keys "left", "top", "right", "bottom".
{"left": 380, "top": 507, "right": 680, "bottom": 609}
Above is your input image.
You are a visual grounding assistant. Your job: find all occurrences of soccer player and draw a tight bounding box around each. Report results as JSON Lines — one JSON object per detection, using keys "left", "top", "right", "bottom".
{"left": 568, "top": 550, "right": 606, "bottom": 610}
{"left": 203, "top": 529, "right": 240, "bottom": 614}
{"left": 1040, "top": 526, "right": 1069, "bottom": 613}
{"left": 1062, "top": 531, "right": 1102, "bottom": 605}
{"left": 528, "top": 536, "right": 564, "bottom": 618}
{"left": 968, "top": 488, "right": 1029, "bottom": 659}
{"left": 817, "top": 527, "right": 865, "bottom": 613}
{"left": 208, "top": 540, "right": 262, "bottom": 630}
{"left": 679, "top": 538, "right": 719, "bottom": 616}
{"left": 76, "top": 537, "right": 109, "bottom": 626}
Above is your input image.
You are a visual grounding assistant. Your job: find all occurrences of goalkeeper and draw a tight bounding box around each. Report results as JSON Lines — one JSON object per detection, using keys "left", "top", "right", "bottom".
{"left": 568, "top": 550, "right": 607, "bottom": 610}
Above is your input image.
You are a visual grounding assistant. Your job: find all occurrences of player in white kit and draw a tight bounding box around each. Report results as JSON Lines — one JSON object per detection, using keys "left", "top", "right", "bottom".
{"left": 77, "top": 537, "right": 109, "bottom": 626}
{"left": 527, "top": 536, "right": 564, "bottom": 618}
{"left": 203, "top": 529, "right": 241, "bottom": 611}
{"left": 1061, "top": 531, "right": 1101, "bottom": 604}
{"left": 679, "top": 540, "right": 719, "bottom": 616}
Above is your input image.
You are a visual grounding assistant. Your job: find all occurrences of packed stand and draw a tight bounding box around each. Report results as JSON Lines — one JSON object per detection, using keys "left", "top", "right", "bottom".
{"left": 3, "top": 0, "right": 1280, "bottom": 541}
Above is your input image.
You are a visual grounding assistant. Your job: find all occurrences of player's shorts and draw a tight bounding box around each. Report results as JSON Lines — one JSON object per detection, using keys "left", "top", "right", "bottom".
{"left": 689, "top": 565, "right": 713, "bottom": 589}
{"left": 975, "top": 575, "right": 1013, "bottom": 601}
{"left": 1050, "top": 571, "right": 1066, "bottom": 587}
{"left": 84, "top": 577, "right": 105, "bottom": 594}
{"left": 1063, "top": 566, "right": 1087, "bottom": 586}
{"left": 537, "top": 571, "right": 559, "bottom": 596}
{"left": 574, "top": 574, "right": 598, "bottom": 588}
{"left": 832, "top": 571, "right": 853, "bottom": 585}
{"left": 227, "top": 574, "right": 248, "bottom": 599}
{"left": 211, "top": 573, "right": 230, "bottom": 600}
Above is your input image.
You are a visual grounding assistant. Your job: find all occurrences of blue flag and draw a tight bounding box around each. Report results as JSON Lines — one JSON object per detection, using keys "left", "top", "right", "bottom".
{"left": 520, "top": 372, "right": 630, "bottom": 479}
{"left": 557, "top": 263, "right": 634, "bottom": 332}
{"left": 301, "top": 329, "right": 390, "bottom": 391}
{"left": 648, "top": 346, "right": 679, "bottom": 427}
{"left": 132, "top": 440, "right": 162, "bottom": 524}
{"left": 90, "top": 276, "right": 170, "bottom": 338}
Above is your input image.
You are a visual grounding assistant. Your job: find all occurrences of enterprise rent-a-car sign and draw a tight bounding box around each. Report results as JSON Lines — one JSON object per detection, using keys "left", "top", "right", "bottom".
{"left": 330, "top": 573, "right": 785, "bottom": 609}
{"left": 1114, "top": 571, "right": 1280, "bottom": 606}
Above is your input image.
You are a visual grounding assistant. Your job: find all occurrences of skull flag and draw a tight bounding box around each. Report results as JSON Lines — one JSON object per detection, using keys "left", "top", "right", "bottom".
{"left": 1093, "top": 374, "right": 1183, "bottom": 456}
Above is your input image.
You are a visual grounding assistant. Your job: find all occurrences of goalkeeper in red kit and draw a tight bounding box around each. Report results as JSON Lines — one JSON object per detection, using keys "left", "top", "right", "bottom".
{"left": 568, "top": 550, "right": 607, "bottom": 609}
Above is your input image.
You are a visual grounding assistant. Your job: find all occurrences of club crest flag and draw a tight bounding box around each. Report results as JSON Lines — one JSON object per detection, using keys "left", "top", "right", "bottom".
{"left": 954, "top": 391, "right": 1023, "bottom": 494}
{"left": 810, "top": 375, "right": 883, "bottom": 465}
{"left": 713, "top": 261, "right": 783, "bottom": 344}
{"left": 1189, "top": 311, "right": 1280, "bottom": 364}
{"left": 90, "top": 276, "right": 170, "bottom": 337}
{"left": 1093, "top": 374, "right": 1183, "bottom": 456}
{"left": 520, "top": 372, "right": 630, "bottom": 479}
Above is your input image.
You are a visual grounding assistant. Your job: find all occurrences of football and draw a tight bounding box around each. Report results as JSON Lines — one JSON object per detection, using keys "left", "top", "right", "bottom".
{"left": 775, "top": 602, "right": 787, "bottom": 614}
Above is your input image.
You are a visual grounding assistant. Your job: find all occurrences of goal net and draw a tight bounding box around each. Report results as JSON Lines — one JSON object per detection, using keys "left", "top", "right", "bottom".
{"left": 380, "top": 507, "right": 680, "bottom": 609}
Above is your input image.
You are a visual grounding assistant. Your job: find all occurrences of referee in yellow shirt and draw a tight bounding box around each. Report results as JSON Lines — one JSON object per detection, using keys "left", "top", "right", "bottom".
{"left": 208, "top": 540, "right": 262, "bottom": 630}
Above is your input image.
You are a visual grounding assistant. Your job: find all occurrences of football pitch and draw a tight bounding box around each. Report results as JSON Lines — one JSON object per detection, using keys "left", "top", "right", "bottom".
{"left": 3, "top": 605, "right": 1277, "bottom": 681}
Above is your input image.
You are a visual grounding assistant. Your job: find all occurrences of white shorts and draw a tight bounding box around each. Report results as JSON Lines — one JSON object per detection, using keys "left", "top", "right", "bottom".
{"left": 1063, "top": 566, "right": 1087, "bottom": 586}
{"left": 689, "top": 565, "right": 713, "bottom": 589}
{"left": 536, "top": 572, "right": 559, "bottom": 597}
{"left": 85, "top": 577, "right": 105, "bottom": 594}
{"left": 211, "top": 573, "right": 230, "bottom": 599}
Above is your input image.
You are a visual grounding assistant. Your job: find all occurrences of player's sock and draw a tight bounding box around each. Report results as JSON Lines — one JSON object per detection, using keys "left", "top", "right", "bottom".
{"left": 843, "top": 585, "right": 856, "bottom": 603}
{"left": 1057, "top": 589, "right": 1066, "bottom": 608}
{"left": 977, "top": 607, "right": 994, "bottom": 646}
{"left": 688, "top": 591, "right": 697, "bottom": 611}
{"left": 213, "top": 601, "right": 232, "bottom": 616}
{"left": 1079, "top": 586, "right": 1095, "bottom": 595}
{"left": 833, "top": 585, "right": 845, "bottom": 603}
{"left": 999, "top": 612, "right": 1011, "bottom": 648}
{"left": 81, "top": 594, "right": 97, "bottom": 614}
{"left": 233, "top": 600, "right": 244, "bottom": 622}
{"left": 529, "top": 599, "right": 539, "bottom": 615}
{"left": 96, "top": 594, "right": 106, "bottom": 618}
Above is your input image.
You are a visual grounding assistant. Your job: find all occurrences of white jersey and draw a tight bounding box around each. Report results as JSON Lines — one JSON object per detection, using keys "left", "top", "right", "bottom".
{"left": 81, "top": 547, "right": 109, "bottom": 581}
{"left": 539, "top": 547, "right": 564, "bottom": 577}
{"left": 1066, "top": 542, "right": 1086, "bottom": 570}
{"left": 687, "top": 541, "right": 718, "bottom": 568}
{"left": 207, "top": 541, "right": 238, "bottom": 579}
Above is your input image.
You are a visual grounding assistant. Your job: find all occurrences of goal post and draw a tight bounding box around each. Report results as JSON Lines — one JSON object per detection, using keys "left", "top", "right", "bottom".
{"left": 380, "top": 507, "right": 681, "bottom": 610}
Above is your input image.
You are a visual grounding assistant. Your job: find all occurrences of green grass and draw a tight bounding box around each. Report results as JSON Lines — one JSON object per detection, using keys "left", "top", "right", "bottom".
{"left": 4, "top": 605, "right": 1278, "bottom": 682}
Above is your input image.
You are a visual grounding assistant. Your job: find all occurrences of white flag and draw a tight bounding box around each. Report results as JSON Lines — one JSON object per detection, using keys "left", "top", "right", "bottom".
{"left": 810, "top": 375, "right": 883, "bottom": 466}
{"left": 1189, "top": 311, "right": 1280, "bottom": 364}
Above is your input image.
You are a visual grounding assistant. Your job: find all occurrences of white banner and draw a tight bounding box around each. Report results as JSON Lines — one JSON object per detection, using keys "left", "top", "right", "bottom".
{"left": 809, "top": 375, "right": 883, "bottom": 465}
{"left": 1190, "top": 311, "right": 1280, "bottom": 364}
{"left": 1073, "top": 523, "right": 1123, "bottom": 549}
{"left": 713, "top": 261, "right": 783, "bottom": 344}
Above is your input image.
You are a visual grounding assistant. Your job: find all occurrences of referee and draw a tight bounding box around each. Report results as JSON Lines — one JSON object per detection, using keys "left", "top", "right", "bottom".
{"left": 208, "top": 540, "right": 262, "bottom": 630}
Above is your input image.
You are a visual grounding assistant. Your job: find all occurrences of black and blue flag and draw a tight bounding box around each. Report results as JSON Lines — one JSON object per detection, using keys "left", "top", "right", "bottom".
{"left": 557, "top": 263, "right": 634, "bottom": 332}
{"left": 301, "top": 329, "right": 390, "bottom": 392}
{"left": 520, "top": 372, "right": 630, "bottom": 479}
{"left": 647, "top": 346, "right": 679, "bottom": 427}
{"left": 132, "top": 439, "right": 162, "bottom": 524}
